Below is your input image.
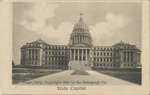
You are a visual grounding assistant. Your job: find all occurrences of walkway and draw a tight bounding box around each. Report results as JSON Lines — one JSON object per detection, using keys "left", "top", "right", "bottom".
{"left": 18, "top": 70, "right": 137, "bottom": 85}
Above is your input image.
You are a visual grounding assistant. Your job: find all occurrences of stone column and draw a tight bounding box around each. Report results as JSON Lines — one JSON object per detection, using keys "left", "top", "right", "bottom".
{"left": 29, "top": 50, "right": 31, "bottom": 59}
{"left": 74, "top": 36, "right": 75, "bottom": 43}
{"left": 74, "top": 49, "right": 75, "bottom": 60}
{"left": 35, "top": 50, "right": 36, "bottom": 59}
{"left": 37, "top": 50, "right": 39, "bottom": 60}
{"left": 86, "top": 37, "right": 88, "bottom": 42}
{"left": 33, "top": 50, "right": 35, "bottom": 59}
{"left": 138, "top": 54, "right": 139, "bottom": 62}
{"left": 129, "top": 52, "right": 131, "bottom": 62}
{"left": 83, "top": 35, "right": 84, "bottom": 42}
{"left": 26, "top": 50, "right": 28, "bottom": 59}
{"left": 33, "top": 50, "right": 34, "bottom": 59}
{"left": 82, "top": 49, "right": 83, "bottom": 61}
{"left": 78, "top": 49, "right": 79, "bottom": 61}
{"left": 70, "top": 49, "right": 71, "bottom": 61}
{"left": 126, "top": 52, "right": 128, "bottom": 62}
{"left": 31, "top": 50, "right": 32, "bottom": 59}
{"left": 131, "top": 52, "right": 133, "bottom": 62}
{"left": 85, "top": 49, "right": 87, "bottom": 60}
{"left": 139, "top": 54, "right": 140, "bottom": 62}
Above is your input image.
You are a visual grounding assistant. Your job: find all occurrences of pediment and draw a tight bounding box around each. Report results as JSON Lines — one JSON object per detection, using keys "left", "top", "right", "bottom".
{"left": 71, "top": 42, "right": 91, "bottom": 48}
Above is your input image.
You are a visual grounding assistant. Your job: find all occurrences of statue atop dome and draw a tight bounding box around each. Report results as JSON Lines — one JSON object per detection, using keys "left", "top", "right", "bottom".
{"left": 79, "top": 13, "right": 83, "bottom": 22}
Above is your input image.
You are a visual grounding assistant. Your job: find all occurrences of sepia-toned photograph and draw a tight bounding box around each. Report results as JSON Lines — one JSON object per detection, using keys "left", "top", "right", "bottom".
{"left": 0, "top": 0, "right": 149, "bottom": 94}
{"left": 12, "top": 2, "right": 143, "bottom": 86}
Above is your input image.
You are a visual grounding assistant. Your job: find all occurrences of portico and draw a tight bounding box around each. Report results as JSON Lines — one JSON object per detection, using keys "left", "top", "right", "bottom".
{"left": 69, "top": 48, "right": 90, "bottom": 61}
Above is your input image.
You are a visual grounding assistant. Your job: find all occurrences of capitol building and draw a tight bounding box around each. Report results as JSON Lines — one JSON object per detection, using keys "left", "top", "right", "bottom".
{"left": 20, "top": 15, "right": 141, "bottom": 70}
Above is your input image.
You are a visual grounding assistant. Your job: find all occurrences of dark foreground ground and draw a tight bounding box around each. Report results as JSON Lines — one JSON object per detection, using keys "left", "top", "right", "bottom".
{"left": 13, "top": 66, "right": 141, "bottom": 85}
{"left": 94, "top": 68, "right": 141, "bottom": 85}
{"left": 12, "top": 66, "right": 66, "bottom": 84}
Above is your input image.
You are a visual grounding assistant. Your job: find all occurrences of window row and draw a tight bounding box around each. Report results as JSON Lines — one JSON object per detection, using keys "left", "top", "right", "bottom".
{"left": 45, "top": 57, "right": 67, "bottom": 61}
{"left": 44, "top": 62, "right": 67, "bottom": 66}
{"left": 124, "top": 64, "right": 134, "bottom": 67}
{"left": 28, "top": 44, "right": 40, "bottom": 47}
{"left": 94, "top": 58, "right": 116, "bottom": 62}
{"left": 73, "top": 30, "right": 88, "bottom": 33}
{"left": 93, "top": 63, "right": 116, "bottom": 67}
{"left": 45, "top": 51, "right": 67, "bottom": 55}
{"left": 45, "top": 46, "right": 67, "bottom": 49}
{"left": 28, "top": 61, "right": 37, "bottom": 64}
{"left": 121, "top": 45, "right": 135, "bottom": 49}
{"left": 94, "top": 52, "right": 116, "bottom": 56}
{"left": 94, "top": 47, "right": 115, "bottom": 50}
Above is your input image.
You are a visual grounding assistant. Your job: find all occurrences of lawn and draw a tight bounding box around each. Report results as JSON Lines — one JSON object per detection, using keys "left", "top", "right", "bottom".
{"left": 12, "top": 67, "right": 65, "bottom": 84}
{"left": 94, "top": 68, "right": 141, "bottom": 85}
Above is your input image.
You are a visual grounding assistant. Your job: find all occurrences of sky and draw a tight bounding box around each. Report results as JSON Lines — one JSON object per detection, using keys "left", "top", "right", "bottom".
{"left": 13, "top": 2, "right": 142, "bottom": 65}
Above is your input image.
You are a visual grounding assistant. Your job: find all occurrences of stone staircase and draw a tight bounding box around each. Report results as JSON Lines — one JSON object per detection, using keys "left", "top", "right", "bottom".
{"left": 68, "top": 60, "right": 91, "bottom": 70}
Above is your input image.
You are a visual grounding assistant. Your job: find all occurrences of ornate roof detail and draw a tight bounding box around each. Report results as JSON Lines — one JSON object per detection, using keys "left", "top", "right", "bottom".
{"left": 113, "top": 41, "right": 130, "bottom": 46}
{"left": 32, "top": 39, "right": 46, "bottom": 44}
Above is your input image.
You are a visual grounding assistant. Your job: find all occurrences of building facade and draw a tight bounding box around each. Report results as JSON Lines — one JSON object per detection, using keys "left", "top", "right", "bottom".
{"left": 20, "top": 15, "right": 141, "bottom": 70}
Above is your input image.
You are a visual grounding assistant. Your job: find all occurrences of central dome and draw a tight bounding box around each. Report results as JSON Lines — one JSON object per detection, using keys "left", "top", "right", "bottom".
{"left": 73, "top": 22, "right": 89, "bottom": 31}
{"left": 73, "top": 15, "right": 89, "bottom": 31}
{"left": 69, "top": 14, "right": 92, "bottom": 46}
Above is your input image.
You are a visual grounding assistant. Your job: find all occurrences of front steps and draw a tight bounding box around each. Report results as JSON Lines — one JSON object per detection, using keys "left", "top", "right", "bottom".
{"left": 68, "top": 61, "right": 92, "bottom": 70}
